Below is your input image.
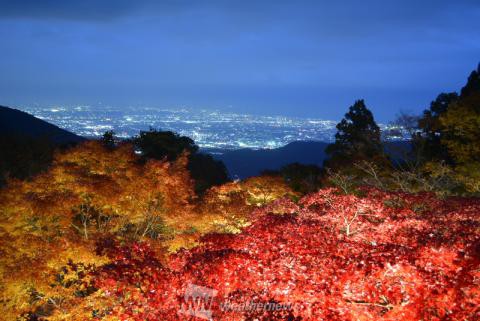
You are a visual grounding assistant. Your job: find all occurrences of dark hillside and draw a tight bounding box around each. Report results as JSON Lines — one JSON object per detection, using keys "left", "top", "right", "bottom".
{"left": 0, "top": 105, "right": 84, "bottom": 144}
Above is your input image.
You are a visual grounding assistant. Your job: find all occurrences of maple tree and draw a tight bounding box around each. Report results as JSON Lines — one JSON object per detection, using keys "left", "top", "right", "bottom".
{"left": 91, "top": 187, "right": 479, "bottom": 321}
{"left": 0, "top": 140, "right": 296, "bottom": 319}
{"left": 0, "top": 141, "right": 196, "bottom": 320}
{"left": 1, "top": 140, "right": 479, "bottom": 321}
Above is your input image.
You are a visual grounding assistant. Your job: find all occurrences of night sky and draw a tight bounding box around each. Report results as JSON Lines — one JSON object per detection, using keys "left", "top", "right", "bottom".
{"left": 0, "top": 0, "right": 479, "bottom": 121}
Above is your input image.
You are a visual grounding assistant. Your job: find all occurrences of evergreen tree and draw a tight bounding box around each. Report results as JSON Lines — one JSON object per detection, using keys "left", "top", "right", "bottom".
{"left": 325, "top": 100, "right": 385, "bottom": 169}
{"left": 460, "top": 63, "right": 480, "bottom": 97}
{"left": 417, "top": 92, "right": 458, "bottom": 162}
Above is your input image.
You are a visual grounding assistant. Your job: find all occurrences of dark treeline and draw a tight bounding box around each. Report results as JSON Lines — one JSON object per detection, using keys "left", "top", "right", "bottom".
{"left": 258, "top": 63, "right": 480, "bottom": 196}
{"left": 318, "top": 63, "right": 480, "bottom": 196}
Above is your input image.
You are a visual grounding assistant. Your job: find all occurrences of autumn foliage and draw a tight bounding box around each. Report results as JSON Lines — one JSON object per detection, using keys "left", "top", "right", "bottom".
{"left": 0, "top": 140, "right": 200, "bottom": 320}
{"left": 1, "top": 140, "right": 479, "bottom": 320}
{"left": 94, "top": 188, "right": 479, "bottom": 321}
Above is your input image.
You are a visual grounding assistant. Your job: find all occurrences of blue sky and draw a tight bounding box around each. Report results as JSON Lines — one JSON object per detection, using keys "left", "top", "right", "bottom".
{"left": 0, "top": 0, "right": 479, "bottom": 121}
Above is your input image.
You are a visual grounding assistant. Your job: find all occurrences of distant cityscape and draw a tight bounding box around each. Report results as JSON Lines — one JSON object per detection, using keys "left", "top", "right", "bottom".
{"left": 21, "top": 105, "right": 397, "bottom": 150}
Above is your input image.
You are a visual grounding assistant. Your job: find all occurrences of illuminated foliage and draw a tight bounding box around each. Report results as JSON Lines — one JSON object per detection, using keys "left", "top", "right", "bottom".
{"left": 240, "top": 176, "right": 297, "bottom": 206}
{"left": 0, "top": 141, "right": 195, "bottom": 319}
{"left": 93, "top": 188, "right": 480, "bottom": 321}
{"left": 414, "top": 64, "right": 480, "bottom": 195}
{"left": 2, "top": 140, "right": 479, "bottom": 320}
{"left": 439, "top": 66, "right": 480, "bottom": 193}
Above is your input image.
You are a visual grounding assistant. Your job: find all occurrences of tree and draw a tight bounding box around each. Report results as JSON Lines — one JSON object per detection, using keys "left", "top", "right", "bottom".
{"left": 0, "top": 140, "right": 198, "bottom": 320}
{"left": 188, "top": 153, "right": 229, "bottom": 195}
{"left": 325, "top": 100, "right": 386, "bottom": 170}
{"left": 93, "top": 187, "right": 480, "bottom": 321}
{"left": 460, "top": 63, "right": 480, "bottom": 97}
{"left": 0, "top": 134, "right": 55, "bottom": 187}
{"left": 134, "top": 128, "right": 229, "bottom": 194}
{"left": 439, "top": 64, "right": 480, "bottom": 192}
{"left": 415, "top": 64, "right": 480, "bottom": 166}
{"left": 134, "top": 128, "right": 198, "bottom": 161}
{"left": 417, "top": 92, "right": 458, "bottom": 162}
{"left": 101, "top": 130, "right": 116, "bottom": 149}
{"left": 280, "top": 162, "right": 322, "bottom": 194}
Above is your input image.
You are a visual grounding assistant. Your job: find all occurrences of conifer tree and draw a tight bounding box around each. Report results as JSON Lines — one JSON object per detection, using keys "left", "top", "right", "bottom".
{"left": 325, "top": 99, "right": 385, "bottom": 169}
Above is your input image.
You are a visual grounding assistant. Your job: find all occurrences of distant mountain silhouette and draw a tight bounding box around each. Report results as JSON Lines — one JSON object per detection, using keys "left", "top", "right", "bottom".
{"left": 204, "top": 140, "right": 411, "bottom": 179}
{"left": 204, "top": 141, "right": 329, "bottom": 179}
{"left": 0, "top": 105, "right": 84, "bottom": 144}
{"left": 0, "top": 105, "right": 410, "bottom": 181}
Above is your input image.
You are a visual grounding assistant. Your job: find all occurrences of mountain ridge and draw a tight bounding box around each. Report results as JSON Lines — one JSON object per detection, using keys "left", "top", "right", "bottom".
{"left": 203, "top": 141, "right": 329, "bottom": 179}
{"left": 0, "top": 105, "right": 85, "bottom": 144}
